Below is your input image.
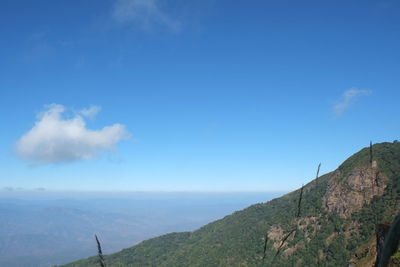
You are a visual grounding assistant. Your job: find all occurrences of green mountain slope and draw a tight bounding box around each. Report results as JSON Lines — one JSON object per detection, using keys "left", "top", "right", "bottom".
{"left": 63, "top": 142, "right": 400, "bottom": 267}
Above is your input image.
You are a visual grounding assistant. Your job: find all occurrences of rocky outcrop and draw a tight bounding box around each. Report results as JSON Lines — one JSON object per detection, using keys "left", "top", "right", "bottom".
{"left": 267, "top": 225, "right": 286, "bottom": 250}
{"left": 266, "top": 217, "right": 320, "bottom": 256}
{"left": 323, "top": 161, "right": 387, "bottom": 217}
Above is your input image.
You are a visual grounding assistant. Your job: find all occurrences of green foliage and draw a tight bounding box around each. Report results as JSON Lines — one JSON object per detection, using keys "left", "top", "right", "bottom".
{"left": 63, "top": 142, "right": 400, "bottom": 267}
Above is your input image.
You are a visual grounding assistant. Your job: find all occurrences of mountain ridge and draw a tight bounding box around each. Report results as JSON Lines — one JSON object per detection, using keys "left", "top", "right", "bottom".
{"left": 63, "top": 142, "right": 400, "bottom": 266}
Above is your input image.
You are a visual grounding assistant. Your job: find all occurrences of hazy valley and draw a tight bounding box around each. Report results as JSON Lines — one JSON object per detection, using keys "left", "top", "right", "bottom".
{"left": 0, "top": 192, "right": 282, "bottom": 266}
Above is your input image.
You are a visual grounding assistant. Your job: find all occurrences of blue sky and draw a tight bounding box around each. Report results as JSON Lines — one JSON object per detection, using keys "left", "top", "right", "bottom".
{"left": 1, "top": 0, "right": 399, "bottom": 192}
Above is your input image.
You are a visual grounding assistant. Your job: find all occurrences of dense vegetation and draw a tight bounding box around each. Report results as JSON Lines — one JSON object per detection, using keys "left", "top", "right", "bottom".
{"left": 63, "top": 142, "right": 400, "bottom": 267}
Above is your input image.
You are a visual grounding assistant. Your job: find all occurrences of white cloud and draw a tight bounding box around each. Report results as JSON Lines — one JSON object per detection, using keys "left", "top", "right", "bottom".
{"left": 80, "top": 105, "right": 101, "bottom": 119}
{"left": 16, "top": 104, "right": 130, "bottom": 164}
{"left": 112, "top": 0, "right": 181, "bottom": 32}
{"left": 333, "top": 88, "right": 372, "bottom": 115}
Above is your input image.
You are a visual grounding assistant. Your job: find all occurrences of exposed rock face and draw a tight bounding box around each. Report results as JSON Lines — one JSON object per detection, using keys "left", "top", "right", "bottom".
{"left": 267, "top": 216, "right": 320, "bottom": 256}
{"left": 296, "top": 217, "right": 320, "bottom": 242}
{"left": 267, "top": 225, "right": 285, "bottom": 250}
{"left": 323, "top": 162, "right": 387, "bottom": 217}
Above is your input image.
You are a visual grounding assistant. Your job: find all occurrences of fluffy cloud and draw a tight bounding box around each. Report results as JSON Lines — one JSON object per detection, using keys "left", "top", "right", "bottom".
{"left": 16, "top": 104, "right": 130, "bottom": 164}
{"left": 333, "top": 88, "right": 372, "bottom": 115}
{"left": 112, "top": 0, "right": 181, "bottom": 32}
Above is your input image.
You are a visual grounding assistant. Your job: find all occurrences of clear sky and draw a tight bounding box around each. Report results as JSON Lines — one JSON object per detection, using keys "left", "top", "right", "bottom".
{"left": 1, "top": 0, "right": 399, "bottom": 192}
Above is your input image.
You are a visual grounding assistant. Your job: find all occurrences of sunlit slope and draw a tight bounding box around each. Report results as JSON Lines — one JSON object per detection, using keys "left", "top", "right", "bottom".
{"left": 64, "top": 142, "right": 400, "bottom": 267}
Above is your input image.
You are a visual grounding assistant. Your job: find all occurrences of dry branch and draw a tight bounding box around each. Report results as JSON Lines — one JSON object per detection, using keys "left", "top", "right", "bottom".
{"left": 262, "top": 232, "right": 269, "bottom": 260}
{"left": 296, "top": 185, "right": 304, "bottom": 218}
{"left": 95, "top": 234, "right": 106, "bottom": 267}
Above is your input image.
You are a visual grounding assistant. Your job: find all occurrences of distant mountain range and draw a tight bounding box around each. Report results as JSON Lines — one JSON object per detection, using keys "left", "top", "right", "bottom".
{"left": 64, "top": 142, "right": 400, "bottom": 267}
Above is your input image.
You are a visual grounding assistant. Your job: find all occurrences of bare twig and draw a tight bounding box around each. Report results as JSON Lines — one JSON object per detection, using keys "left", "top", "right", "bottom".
{"left": 315, "top": 163, "right": 321, "bottom": 267}
{"left": 296, "top": 185, "right": 304, "bottom": 218}
{"left": 272, "top": 228, "right": 297, "bottom": 263}
{"left": 315, "top": 163, "right": 321, "bottom": 185}
{"left": 262, "top": 177, "right": 306, "bottom": 265}
{"left": 370, "top": 141, "right": 373, "bottom": 165}
{"left": 262, "top": 232, "right": 269, "bottom": 260}
{"left": 269, "top": 185, "right": 305, "bottom": 264}
{"left": 95, "top": 234, "right": 106, "bottom": 267}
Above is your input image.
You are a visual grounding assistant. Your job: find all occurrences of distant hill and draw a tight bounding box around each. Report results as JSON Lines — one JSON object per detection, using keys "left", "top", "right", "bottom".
{"left": 64, "top": 142, "right": 400, "bottom": 267}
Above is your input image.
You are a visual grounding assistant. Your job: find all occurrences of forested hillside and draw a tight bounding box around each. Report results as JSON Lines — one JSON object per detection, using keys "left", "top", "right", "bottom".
{"left": 64, "top": 142, "right": 400, "bottom": 267}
